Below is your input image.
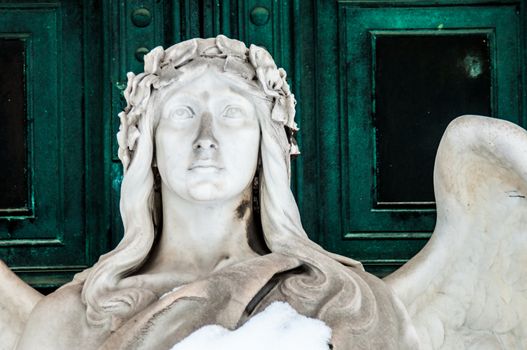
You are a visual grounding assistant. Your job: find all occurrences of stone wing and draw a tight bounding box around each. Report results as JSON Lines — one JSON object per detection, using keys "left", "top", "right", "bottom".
{"left": 384, "top": 115, "right": 527, "bottom": 349}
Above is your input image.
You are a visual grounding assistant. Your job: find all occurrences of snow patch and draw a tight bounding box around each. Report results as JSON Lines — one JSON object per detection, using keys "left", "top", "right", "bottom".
{"left": 171, "top": 301, "right": 332, "bottom": 350}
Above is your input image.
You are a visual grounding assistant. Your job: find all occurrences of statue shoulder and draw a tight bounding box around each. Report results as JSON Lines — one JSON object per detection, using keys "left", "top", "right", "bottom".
{"left": 16, "top": 283, "right": 109, "bottom": 350}
{"left": 249, "top": 263, "right": 420, "bottom": 349}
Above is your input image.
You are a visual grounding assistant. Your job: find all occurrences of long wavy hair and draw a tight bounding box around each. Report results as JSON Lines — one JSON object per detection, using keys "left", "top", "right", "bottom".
{"left": 73, "top": 36, "right": 373, "bottom": 332}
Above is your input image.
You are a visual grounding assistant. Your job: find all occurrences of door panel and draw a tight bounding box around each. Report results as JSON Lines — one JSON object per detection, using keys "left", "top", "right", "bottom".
{"left": 0, "top": 1, "right": 106, "bottom": 287}
{"left": 0, "top": 38, "right": 29, "bottom": 212}
{"left": 325, "top": 2, "right": 523, "bottom": 275}
{"left": 1, "top": 0, "right": 525, "bottom": 287}
{"left": 374, "top": 33, "right": 492, "bottom": 205}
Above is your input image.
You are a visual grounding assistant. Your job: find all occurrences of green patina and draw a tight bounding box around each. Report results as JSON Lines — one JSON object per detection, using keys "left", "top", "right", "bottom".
{"left": 0, "top": 0, "right": 525, "bottom": 288}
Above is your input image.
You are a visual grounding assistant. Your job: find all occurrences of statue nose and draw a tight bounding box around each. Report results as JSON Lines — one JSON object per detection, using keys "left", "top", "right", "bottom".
{"left": 193, "top": 111, "right": 219, "bottom": 150}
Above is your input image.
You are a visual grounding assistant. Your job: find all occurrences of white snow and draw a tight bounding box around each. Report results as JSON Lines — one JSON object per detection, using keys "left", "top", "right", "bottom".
{"left": 170, "top": 301, "right": 332, "bottom": 350}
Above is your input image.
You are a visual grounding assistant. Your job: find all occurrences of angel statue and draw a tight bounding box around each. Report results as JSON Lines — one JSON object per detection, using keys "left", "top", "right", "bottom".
{"left": 0, "top": 35, "right": 526, "bottom": 350}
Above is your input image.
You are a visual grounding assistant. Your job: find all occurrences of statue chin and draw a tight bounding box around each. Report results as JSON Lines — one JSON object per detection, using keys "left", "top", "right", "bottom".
{"left": 1, "top": 35, "right": 527, "bottom": 350}
{"left": 186, "top": 181, "right": 226, "bottom": 202}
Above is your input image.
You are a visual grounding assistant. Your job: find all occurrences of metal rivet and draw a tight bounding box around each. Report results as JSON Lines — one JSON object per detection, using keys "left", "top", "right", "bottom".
{"left": 131, "top": 8, "right": 152, "bottom": 27}
{"left": 250, "top": 6, "right": 270, "bottom": 26}
{"left": 135, "top": 47, "right": 150, "bottom": 62}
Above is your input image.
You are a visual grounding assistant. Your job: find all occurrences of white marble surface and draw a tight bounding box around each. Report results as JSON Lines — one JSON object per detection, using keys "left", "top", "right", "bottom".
{"left": 0, "top": 36, "right": 526, "bottom": 350}
{"left": 0, "top": 260, "right": 42, "bottom": 350}
{"left": 386, "top": 115, "right": 527, "bottom": 349}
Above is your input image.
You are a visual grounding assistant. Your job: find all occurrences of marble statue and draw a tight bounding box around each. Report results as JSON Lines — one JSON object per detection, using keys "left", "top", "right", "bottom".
{"left": 0, "top": 35, "right": 526, "bottom": 350}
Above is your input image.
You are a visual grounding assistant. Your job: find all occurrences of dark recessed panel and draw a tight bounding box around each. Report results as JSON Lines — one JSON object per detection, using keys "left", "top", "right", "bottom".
{"left": 375, "top": 34, "right": 491, "bottom": 205}
{"left": 0, "top": 38, "right": 28, "bottom": 210}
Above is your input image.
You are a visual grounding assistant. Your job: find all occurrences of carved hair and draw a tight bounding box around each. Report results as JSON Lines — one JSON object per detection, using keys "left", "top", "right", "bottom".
{"left": 76, "top": 36, "right": 366, "bottom": 330}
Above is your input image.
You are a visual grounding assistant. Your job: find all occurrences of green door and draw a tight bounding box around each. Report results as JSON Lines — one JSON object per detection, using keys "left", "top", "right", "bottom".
{"left": 1, "top": 0, "right": 525, "bottom": 287}
{"left": 0, "top": 0, "right": 107, "bottom": 287}
{"left": 314, "top": 0, "right": 524, "bottom": 275}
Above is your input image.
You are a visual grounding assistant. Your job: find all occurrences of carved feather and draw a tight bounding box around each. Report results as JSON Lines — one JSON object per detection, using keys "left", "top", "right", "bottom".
{"left": 385, "top": 115, "right": 527, "bottom": 349}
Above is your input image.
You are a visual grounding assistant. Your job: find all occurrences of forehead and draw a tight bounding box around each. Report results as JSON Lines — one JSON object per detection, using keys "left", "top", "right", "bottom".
{"left": 158, "top": 69, "right": 262, "bottom": 104}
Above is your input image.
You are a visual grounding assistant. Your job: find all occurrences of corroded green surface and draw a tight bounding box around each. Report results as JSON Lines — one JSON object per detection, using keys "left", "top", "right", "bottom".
{"left": 0, "top": 0, "right": 108, "bottom": 287}
{"left": 0, "top": 0, "right": 525, "bottom": 287}
{"left": 333, "top": 1, "right": 523, "bottom": 275}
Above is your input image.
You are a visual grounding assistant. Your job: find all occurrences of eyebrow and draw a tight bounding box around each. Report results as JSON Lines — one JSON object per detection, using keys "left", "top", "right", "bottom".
{"left": 227, "top": 83, "right": 271, "bottom": 102}
{"left": 159, "top": 78, "right": 269, "bottom": 108}
{"left": 164, "top": 92, "right": 201, "bottom": 105}
{"left": 166, "top": 91, "right": 193, "bottom": 99}
{"left": 213, "top": 91, "right": 253, "bottom": 109}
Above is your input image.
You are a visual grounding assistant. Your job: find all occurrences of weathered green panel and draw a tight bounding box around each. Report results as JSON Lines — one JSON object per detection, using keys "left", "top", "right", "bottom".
{"left": 0, "top": 38, "right": 30, "bottom": 214}
{"left": 0, "top": 0, "right": 107, "bottom": 287}
{"left": 2, "top": 0, "right": 525, "bottom": 288}
{"left": 329, "top": 2, "right": 523, "bottom": 275}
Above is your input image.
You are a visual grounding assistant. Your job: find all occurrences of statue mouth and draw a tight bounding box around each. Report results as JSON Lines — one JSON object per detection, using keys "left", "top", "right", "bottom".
{"left": 189, "top": 162, "right": 223, "bottom": 171}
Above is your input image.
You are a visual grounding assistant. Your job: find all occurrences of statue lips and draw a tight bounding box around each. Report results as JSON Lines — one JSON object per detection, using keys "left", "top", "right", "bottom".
{"left": 189, "top": 160, "right": 223, "bottom": 173}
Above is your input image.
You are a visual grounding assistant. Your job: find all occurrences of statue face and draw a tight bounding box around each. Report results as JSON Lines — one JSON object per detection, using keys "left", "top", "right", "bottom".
{"left": 155, "top": 69, "right": 261, "bottom": 202}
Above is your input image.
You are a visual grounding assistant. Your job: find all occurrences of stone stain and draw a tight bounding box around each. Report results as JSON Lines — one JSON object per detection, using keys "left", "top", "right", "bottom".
{"left": 506, "top": 190, "right": 526, "bottom": 199}
{"left": 235, "top": 199, "right": 270, "bottom": 255}
{"left": 235, "top": 199, "right": 251, "bottom": 220}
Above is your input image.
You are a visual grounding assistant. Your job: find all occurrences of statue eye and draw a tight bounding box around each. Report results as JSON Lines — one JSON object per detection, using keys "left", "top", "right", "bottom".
{"left": 222, "top": 106, "right": 244, "bottom": 119}
{"left": 170, "top": 106, "right": 194, "bottom": 120}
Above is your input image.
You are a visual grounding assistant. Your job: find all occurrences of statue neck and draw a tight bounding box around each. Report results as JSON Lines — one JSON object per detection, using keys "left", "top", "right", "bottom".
{"left": 144, "top": 184, "right": 260, "bottom": 277}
